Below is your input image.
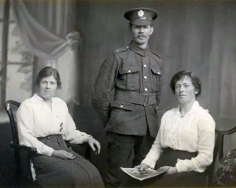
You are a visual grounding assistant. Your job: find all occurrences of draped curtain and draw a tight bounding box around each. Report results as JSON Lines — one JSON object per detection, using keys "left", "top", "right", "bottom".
{"left": 11, "top": 0, "right": 80, "bottom": 103}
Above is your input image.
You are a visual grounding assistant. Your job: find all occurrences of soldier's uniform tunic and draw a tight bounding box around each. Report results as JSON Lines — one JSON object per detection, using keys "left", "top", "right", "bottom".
{"left": 92, "top": 40, "right": 163, "bottom": 186}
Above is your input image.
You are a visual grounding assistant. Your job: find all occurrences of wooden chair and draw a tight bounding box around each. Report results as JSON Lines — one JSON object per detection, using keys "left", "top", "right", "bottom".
{"left": 207, "top": 126, "right": 236, "bottom": 186}
{"left": 5, "top": 100, "right": 91, "bottom": 184}
{"left": 5, "top": 100, "right": 37, "bottom": 183}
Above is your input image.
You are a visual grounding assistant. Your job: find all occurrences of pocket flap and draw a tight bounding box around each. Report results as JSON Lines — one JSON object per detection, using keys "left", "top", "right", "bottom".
{"left": 150, "top": 63, "right": 162, "bottom": 75}
{"left": 119, "top": 66, "right": 140, "bottom": 74}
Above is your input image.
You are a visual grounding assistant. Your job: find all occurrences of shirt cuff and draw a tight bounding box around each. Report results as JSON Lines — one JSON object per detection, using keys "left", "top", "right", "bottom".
{"left": 44, "top": 147, "right": 54, "bottom": 156}
{"left": 141, "top": 159, "right": 156, "bottom": 169}
{"left": 80, "top": 135, "right": 92, "bottom": 143}
{"left": 175, "top": 159, "right": 187, "bottom": 172}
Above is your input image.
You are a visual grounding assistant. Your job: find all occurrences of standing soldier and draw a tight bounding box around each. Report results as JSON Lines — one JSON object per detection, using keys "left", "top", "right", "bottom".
{"left": 92, "top": 7, "right": 163, "bottom": 187}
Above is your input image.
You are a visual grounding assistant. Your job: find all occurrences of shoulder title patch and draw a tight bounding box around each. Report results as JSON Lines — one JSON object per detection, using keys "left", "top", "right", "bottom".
{"left": 113, "top": 46, "right": 129, "bottom": 54}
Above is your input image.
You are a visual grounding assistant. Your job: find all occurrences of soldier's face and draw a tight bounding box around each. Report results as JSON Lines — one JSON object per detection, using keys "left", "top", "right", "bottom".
{"left": 130, "top": 24, "right": 154, "bottom": 46}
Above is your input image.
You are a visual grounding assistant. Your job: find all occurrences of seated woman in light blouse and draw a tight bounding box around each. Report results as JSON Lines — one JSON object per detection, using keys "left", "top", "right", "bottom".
{"left": 16, "top": 67, "right": 104, "bottom": 187}
{"left": 126, "top": 70, "right": 215, "bottom": 187}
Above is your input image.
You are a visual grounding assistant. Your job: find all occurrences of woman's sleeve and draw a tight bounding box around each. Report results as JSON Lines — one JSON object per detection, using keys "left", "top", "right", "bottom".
{"left": 62, "top": 109, "right": 91, "bottom": 144}
{"left": 16, "top": 102, "right": 54, "bottom": 156}
{"left": 176, "top": 113, "right": 215, "bottom": 172}
{"left": 141, "top": 114, "right": 166, "bottom": 169}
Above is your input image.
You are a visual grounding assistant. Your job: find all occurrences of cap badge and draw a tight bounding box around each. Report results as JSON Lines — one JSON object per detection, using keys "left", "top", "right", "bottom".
{"left": 138, "top": 10, "right": 144, "bottom": 17}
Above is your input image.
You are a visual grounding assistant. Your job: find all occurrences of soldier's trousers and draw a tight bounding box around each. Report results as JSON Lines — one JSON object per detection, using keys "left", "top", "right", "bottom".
{"left": 105, "top": 131, "right": 154, "bottom": 187}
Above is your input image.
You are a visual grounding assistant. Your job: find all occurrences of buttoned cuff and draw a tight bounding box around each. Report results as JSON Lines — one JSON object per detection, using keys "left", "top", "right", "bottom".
{"left": 175, "top": 159, "right": 187, "bottom": 172}
{"left": 80, "top": 135, "right": 92, "bottom": 143}
{"left": 141, "top": 159, "right": 156, "bottom": 169}
{"left": 44, "top": 147, "right": 54, "bottom": 156}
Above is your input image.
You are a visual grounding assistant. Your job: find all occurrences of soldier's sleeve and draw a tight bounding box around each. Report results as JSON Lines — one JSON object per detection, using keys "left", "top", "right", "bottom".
{"left": 92, "top": 53, "right": 119, "bottom": 126}
{"left": 156, "top": 63, "right": 163, "bottom": 106}
{"left": 152, "top": 52, "right": 163, "bottom": 107}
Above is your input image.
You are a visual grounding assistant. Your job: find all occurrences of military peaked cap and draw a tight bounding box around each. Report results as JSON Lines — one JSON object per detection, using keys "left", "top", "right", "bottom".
{"left": 124, "top": 7, "right": 158, "bottom": 26}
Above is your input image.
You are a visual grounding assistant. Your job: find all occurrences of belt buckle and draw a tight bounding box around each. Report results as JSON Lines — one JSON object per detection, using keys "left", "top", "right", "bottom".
{"left": 143, "top": 93, "right": 149, "bottom": 106}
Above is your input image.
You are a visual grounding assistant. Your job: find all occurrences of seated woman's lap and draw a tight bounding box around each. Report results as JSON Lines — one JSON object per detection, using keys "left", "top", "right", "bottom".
{"left": 125, "top": 148, "right": 208, "bottom": 187}
{"left": 126, "top": 171, "right": 207, "bottom": 187}
{"left": 33, "top": 153, "right": 102, "bottom": 187}
{"left": 32, "top": 135, "right": 103, "bottom": 187}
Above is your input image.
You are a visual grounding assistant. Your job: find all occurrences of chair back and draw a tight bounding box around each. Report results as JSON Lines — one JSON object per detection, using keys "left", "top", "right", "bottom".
{"left": 4, "top": 99, "right": 91, "bottom": 183}
{"left": 5, "top": 100, "right": 37, "bottom": 184}
{"left": 5, "top": 100, "right": 21, "bottom": 145}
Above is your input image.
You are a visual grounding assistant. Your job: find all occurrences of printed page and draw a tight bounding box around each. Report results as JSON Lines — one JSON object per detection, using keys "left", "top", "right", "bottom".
{"left": 121, "top": 166, "right": 170, "bottom": 181}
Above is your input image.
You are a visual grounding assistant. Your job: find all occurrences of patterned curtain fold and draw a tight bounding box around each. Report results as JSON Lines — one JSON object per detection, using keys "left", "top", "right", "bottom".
{"left": 11, "top": 0, "right": 80, "bottom": 60}
{"left": 11, "top": 0, "right": 80, "bottom": 104}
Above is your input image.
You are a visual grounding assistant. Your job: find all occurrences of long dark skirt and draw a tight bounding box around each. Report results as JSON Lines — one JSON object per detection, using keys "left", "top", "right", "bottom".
{"left": 32, "top": 135, "right": 104, "bottom": 188}
{"left": 126, "top": 148, "right": 208, "bottom": 187}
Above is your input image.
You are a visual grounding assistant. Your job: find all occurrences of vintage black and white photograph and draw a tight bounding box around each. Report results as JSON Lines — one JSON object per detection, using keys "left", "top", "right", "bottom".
{"left": 0, "top": 0, "right": 236, "bottom": 187}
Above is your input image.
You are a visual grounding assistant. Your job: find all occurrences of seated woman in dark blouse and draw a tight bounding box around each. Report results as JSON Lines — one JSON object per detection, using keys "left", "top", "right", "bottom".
{"left": 126, "top": 70, "right": 215, "bottom": 187}
{"left": 17, "top": 67, "right": 104, "bottom": 187}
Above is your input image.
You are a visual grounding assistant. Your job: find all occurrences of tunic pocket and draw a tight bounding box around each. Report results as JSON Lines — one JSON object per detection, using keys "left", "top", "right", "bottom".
{"left": 150, "top": 63, "right": 162, "bottom": 91}
{"left": 118, "top": 65, "right": 140, "bottom": 90}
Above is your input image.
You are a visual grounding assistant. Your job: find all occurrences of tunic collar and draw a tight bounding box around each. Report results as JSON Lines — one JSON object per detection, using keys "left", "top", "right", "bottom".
{"left": 129, "top": 40, "right": 150, "bottom": 57}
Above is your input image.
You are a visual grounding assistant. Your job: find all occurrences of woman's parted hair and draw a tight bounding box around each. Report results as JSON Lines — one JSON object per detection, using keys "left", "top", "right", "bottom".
{"left": 36, "top": 66, "right": 62, "bottom": 89}
{"left": 170, "top": 70, "right": 201, "bottom": 97}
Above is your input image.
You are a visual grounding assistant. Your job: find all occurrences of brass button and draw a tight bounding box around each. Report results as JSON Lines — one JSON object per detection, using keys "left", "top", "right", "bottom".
{"left": 144, "top": 88, "right": 148, "bottom": 91}
{"left": 128, "top": 70, "right": 131, "bottom": 73}
{"left": 120, "top": 105, "right": 124, "bottom": 108}
{"left": 144, "top": 76, "right": 147, "bottom": 79}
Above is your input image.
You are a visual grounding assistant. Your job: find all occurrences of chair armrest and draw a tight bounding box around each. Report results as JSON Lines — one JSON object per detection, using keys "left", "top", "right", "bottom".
{"left": 10, "top": 141, "right": 37, "bottom": 154}
{"left": 66, "top": 142, "right": 91, "bottom": 161}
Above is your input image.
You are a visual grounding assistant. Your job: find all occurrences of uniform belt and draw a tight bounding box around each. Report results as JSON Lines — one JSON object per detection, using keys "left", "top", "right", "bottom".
{"left": 114, "top": 90, "right": 156, "bottom": 106}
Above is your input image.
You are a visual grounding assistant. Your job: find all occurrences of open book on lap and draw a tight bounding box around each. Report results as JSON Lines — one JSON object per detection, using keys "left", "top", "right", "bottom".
{"left": 121, "top": 166, "right": 170, "bottom": 181}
